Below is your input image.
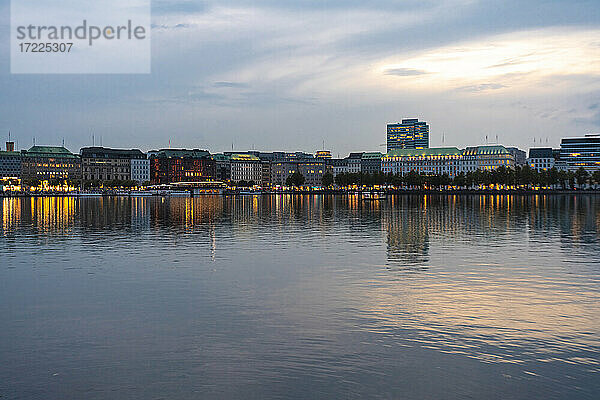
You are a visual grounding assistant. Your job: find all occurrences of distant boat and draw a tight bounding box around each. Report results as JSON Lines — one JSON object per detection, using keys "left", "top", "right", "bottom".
{"left": 76, "top": 192, "right": 102, "bottom": 197}
{"left": 130, "top": 191, "right": 152, "bottom": 196}
{"left": 167, "top": 190, "right": 191, "bottom": 197}
{"left": 362, "top": 192, "right": 387, "bottom": 201}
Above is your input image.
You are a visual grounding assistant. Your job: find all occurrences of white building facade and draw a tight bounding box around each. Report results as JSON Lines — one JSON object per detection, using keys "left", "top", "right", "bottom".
{"left": 230, "top": 154, "right": 262, "bottom": 183}
{"left": 130, "top": 157, "right": 150, "bottom": 183}
{"left": 382, "top": 145, "right": 515, "bottom": 177}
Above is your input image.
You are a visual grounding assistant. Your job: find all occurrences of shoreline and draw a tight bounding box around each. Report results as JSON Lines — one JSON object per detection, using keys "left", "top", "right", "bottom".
{"left": 2, "top": 189, "right": 600, "bottom": 197}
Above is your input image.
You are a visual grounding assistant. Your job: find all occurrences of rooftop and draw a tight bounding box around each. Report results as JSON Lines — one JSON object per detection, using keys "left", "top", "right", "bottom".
{"left": 230, "top": 153, "right": 260, "bottom": 161}
{"left": 462, "top": 145, "right": 510, "bottom": 156}
{"left": 80, "top": 147, "right": 145, "bottom": 159}
{"left": 22, "top": 146, "right": 79, "bottom": 158}
{"left": 0, "top": 151, "right": 21, "bottom": 157}
{"left": 362, "top": 152, "right": 383, "bottom": 159}
{"left": 528, "top": 148, "right": 554, "bottom": 159}
{"left": 151, "top": 149, "right": 211, "bottom": 159}
{"left": 385, "top": 147, "right": 462, "bottom": 158}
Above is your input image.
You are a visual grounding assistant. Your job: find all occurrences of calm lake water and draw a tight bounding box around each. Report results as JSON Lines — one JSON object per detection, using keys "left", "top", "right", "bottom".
{"left": 1, "top": 195, "right": 599, "bottom": 399}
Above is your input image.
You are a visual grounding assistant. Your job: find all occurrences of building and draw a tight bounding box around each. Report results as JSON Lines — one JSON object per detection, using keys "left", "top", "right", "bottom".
{"left": 346, "top": 152, "right": 363, "bottom": 173}
{"left": 387, "top": 118, "right": 429, "bottom": 151}
{"left": 506, "top": 147, "right": 527, "bottom": 167}
{"left": 298, "top": 160, "right": 328, "bottom": 186}
{"left": 20, "top": 145, "right": 81, "bottom": 181}
{"left": 230, "top": 153, "right": 262, "bottom": 184}
{"left": 559, "top": 134, "right": 600, "bottom": 172}
{"left": 270, "top": 161, "right": 297, "bottom": 186}
{"left": 361, "top": 152, "right": 383, "bottom": 174}
{"left": 80, "top": 147, "right": 146, "bottom": 182}
{"left": 131, "top": 157, "right": 150, "bottom": 184}
{"left": 331, "top": 158, "right": 348, "bottom": 177}
{"left": 0, "top": 142, "right": 21, "bottom": 178}
{"left": 213, "top": 154, "right": 232, "bottom": 182}
{"left": 527, "top": 148, "right": 555, "bottom": 171}
{"left": 461, "top": 146, "right": 515, "bottom": 171}
{"left": 150, "top": 149, "right": 215, "bottom": 184}
{"left": 261, "top": 161, "right": 271, "bottom": 187}
{"left": 382, "top": 145, "right": 515, "bottom": 177}
{"left": 382, "top": 148, "right": 463, "bottom": 177}
{"left": 270, "top": 159, "right": 328, "bottom": 186}
{"left": 315, "top": 150, "right": 332, "bottom": 159}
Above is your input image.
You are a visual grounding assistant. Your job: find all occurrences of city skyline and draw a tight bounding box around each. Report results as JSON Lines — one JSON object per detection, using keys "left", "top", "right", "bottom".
{"left": 1, "top": 1, "right": 599, "bottom": 154}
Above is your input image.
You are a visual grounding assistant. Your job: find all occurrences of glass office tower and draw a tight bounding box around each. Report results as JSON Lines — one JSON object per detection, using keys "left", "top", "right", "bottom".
{"left": 387, "top": 118, "right": 429, "bottom": 151}
{"left": 559, "top": 134, "right": 600, "bottom": 172}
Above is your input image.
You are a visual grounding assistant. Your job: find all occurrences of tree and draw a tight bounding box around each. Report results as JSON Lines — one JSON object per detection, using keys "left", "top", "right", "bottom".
{"left": 404, "top": 171, "right": 422, "bottom": 189}
{"left": 557, "top": 170, "right": 569, "bottom": 189}
{"left": 547, "top": 167, "right": 559, "bottom": 189}
{"left": 322, "top": 172, "right": 334, "bottom": 187}
{"left": 575, "top": 167, "right": 589, "bottom": 188}
{"left": 453, "top": 172, "right": 467, "bottom": 188}
{"left": 286, "top": 171, "right": 305, "bottom": 187}
{"left": 592, "top": 170, "right": 600, "bottom": 187}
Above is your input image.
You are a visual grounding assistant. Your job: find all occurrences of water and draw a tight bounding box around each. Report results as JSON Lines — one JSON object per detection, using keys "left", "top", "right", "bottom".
{"left": 1, "top": 195, "right": 599, "bottom": 399}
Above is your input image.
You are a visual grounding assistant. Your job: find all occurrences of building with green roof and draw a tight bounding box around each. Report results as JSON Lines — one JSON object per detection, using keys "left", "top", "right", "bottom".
{"left": 383, "top": 147, "right": 463, "bottom": 176}
{"left": 361, "top": 152, "right": 383, "bottom": 174}
{"left": 20, "top": 146, "right": 81, "bottom": 181}
{"left": 382, "top": 145, "right": 514, "bottom": 177}
{"left": 461, "top": 145, "right": 514, "bottom": 172}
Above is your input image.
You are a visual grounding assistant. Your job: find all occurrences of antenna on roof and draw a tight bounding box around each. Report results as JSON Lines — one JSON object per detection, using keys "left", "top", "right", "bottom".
{"left": 62, "top": 138, "right": 65, "bottom": 147}
{"left": 33, "top": 137, "right": 35, "bottom": 146}
{"left": 92, "top": 134, "right": 95, "bottom": 146}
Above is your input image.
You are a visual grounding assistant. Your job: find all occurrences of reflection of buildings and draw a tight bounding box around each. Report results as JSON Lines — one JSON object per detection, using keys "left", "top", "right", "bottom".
{"left": 1, "top": 197, "right": 22, "bottom": 232}
{"left": 382, "top": 196, "right": 430, "bottom": 267}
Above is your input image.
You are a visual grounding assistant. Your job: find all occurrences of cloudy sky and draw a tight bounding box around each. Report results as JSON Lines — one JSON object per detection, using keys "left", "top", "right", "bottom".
{"left": 0, "top": 0, "right": 599, "bottom": 156}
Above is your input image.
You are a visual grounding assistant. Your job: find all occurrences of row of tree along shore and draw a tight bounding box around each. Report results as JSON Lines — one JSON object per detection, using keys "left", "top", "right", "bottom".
{"left": 2, "top": 166, "right": 600, "bottom": 195}
{"left": 330, "top": 166, "right": 600, "bottom": 189}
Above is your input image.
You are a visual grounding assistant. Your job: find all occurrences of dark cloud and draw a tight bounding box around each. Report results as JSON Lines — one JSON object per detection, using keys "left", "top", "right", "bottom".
{"left": 336, "top": 0, "right": 599, "bottom": 56}
{"left": 384, "top": 68, "right": 428, "bottom": 76}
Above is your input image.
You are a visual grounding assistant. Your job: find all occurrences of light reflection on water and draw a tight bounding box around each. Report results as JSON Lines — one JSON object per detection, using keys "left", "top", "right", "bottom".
{"left": 1, "top": 195, "right": 599, "bottom": 399}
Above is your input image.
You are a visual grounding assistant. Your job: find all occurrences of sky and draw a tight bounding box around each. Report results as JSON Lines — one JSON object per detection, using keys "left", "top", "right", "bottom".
{"left": 0, "top": 0, "right": 599, "bottom": 156}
